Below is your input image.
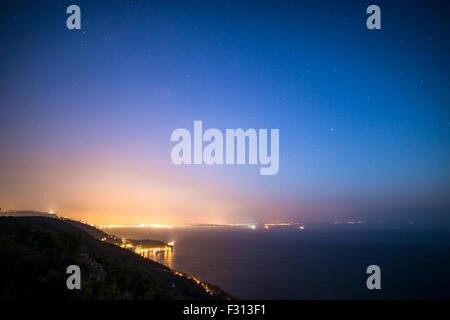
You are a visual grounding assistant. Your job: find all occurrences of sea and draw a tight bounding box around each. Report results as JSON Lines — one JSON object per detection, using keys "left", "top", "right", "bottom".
{"left": 106, "top": 225, "right": 450, "bottom": 299}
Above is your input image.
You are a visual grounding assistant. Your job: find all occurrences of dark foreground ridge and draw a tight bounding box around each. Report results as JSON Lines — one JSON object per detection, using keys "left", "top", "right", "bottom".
{"left": 0, "top": 216, "right": 235, "bottom": 300}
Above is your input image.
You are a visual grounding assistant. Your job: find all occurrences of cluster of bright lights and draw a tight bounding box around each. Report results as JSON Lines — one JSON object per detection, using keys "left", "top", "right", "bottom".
{"left": 97, "top": 223, "right": 173, "bottom": 229}
{"left": 94, "top": 221, "right": 313, "bottom": 231}
{"left": 135, "top": 246, "right": 173, "bottom": 254}
{"left": 263, "top": 222, "right": 305, "bottom": 230}
{"left": 333, "top": 221, "right": 365, "bottom": 225}
{"left": 118, "top": 238, "right": 175, "bottom": 254}
{"left": 96, "top": 223, "right": 262, "bottom": 230}
{"left": 173, "top": 271, "right": 217, "bottom": 296}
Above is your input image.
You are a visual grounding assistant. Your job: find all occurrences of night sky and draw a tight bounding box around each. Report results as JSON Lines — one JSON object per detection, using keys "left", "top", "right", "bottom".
{"left": 1, "top": 0, "right": 449, "bottom": 225}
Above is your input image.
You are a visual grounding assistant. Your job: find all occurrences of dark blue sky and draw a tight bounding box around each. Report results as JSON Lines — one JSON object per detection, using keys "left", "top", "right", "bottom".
{"left": 1, "top": 0, "right": 449, "bottom": 225}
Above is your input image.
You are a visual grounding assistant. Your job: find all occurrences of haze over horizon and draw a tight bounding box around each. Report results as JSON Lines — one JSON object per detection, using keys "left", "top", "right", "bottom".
{"left": 1, "top": 0, "right": 449, "bottom": 226}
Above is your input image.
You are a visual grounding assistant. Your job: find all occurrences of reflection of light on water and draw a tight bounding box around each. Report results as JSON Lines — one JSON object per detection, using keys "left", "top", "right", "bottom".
{"left": 152, "top": 248, "right": 174, "bottom": 269}
{"left": 136, "top": 247, "right": 174, "bottom": 269}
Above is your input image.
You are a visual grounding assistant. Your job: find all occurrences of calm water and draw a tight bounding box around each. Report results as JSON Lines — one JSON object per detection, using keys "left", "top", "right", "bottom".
{"left": 107, "top": 227, "right": 450, "bottom": 299}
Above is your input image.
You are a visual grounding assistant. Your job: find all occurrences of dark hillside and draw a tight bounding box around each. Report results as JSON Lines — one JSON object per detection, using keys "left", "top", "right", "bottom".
{"left": 0, "top": 216, "right": 233, "bottom": 300}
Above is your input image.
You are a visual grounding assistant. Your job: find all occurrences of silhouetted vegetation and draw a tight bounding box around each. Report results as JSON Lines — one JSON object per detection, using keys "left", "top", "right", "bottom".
{"left": 0, "top": 217, "right": 234, "bottom": 300}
